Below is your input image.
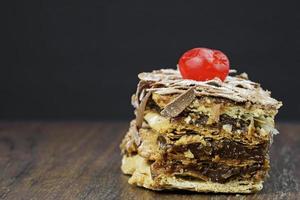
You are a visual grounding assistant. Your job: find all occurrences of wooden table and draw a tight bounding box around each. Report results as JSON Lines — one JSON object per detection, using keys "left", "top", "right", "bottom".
{"left": 0, "top": 122, "right": 299, "bottom": 200}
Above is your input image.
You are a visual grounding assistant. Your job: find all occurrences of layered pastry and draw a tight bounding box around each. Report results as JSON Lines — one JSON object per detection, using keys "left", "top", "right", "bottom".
{"left": 120, "top": 48, "right": 282, "bottom": 193}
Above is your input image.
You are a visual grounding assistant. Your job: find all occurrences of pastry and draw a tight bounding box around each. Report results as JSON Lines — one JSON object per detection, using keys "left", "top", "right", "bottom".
{"left": 120, "top": 48, "right": 282, "bottom": 193}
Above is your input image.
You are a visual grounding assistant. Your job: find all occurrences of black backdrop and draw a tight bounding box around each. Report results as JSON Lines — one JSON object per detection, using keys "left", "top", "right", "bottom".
{"left": 2, "top": 0, "right": 300, "bottom": 120}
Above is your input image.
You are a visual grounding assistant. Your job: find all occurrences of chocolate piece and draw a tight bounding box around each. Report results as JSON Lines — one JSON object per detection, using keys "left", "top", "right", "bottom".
{"left": 131, "top": 80, "right": 152, "bottom": 108}
{"left": 136, "top": 91, "right": 152, "bottom": 128}
{"left": 161, "top": 87, "right": 196, "bottom": 118}
{"left": 229, "top": 69, "right": 237, "bottom": 74}
{"left": 236, "top": 72, "right": 249, "bottom": 80}
{"left": 136, "top": 80, "right": 153, "bottom": 102}
{"left": 132, "top": 124, "right": 141, "bottom": 146}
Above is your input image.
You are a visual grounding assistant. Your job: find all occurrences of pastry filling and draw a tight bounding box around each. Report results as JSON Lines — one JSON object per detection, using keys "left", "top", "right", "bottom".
{"left": 151, "top": 158, "right": 268, "bottom": 183}
{"left": 151, "top": 136, "right": 269, "bottom": 183}
{"left": 167, "top": 139, "right": 268, "bottom": 161}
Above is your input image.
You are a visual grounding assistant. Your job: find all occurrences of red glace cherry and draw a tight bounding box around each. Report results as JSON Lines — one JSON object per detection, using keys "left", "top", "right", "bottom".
{"left": 178, "top": 48, "right": 230, "bottom": 81}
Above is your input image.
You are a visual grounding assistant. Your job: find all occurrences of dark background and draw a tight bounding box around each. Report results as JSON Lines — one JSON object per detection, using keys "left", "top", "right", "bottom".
{"left": 2, "top": 0, "right": 300, "bottom": 120}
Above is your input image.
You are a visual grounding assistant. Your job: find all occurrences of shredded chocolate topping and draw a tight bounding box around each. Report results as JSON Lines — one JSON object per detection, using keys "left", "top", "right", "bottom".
{"left": 138, "top": 69, "right": 282, "bottom": 109}
{"left": 160, "top": 87, "right": 196, "bottom": 118}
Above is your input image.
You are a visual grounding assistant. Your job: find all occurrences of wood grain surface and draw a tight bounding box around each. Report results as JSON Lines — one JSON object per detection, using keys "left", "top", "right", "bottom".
{"left": 0, "top": 122, "right": 299, "bottom": 200}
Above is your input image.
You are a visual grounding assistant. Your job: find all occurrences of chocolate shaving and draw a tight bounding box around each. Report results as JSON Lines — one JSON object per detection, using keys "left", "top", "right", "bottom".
{"left": 236, "top": 72, "right": 249, "bottom": 80}
{"left": 160, "top": 87, "right": 196, "bottom": 118}
{"left": 206, "top": 81, "right": 221, "bottom": 87}
{"left": 132, "top": 124, "right": 141, "bottom": 146}
{"left": 229, "top": 69, "right": 237, "bottom": 74}
{"left": 136, "top": 91, "right": 152, "bottom": 128}
{"left": 136, "top": 80, "right": 153, "bottom": 103}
